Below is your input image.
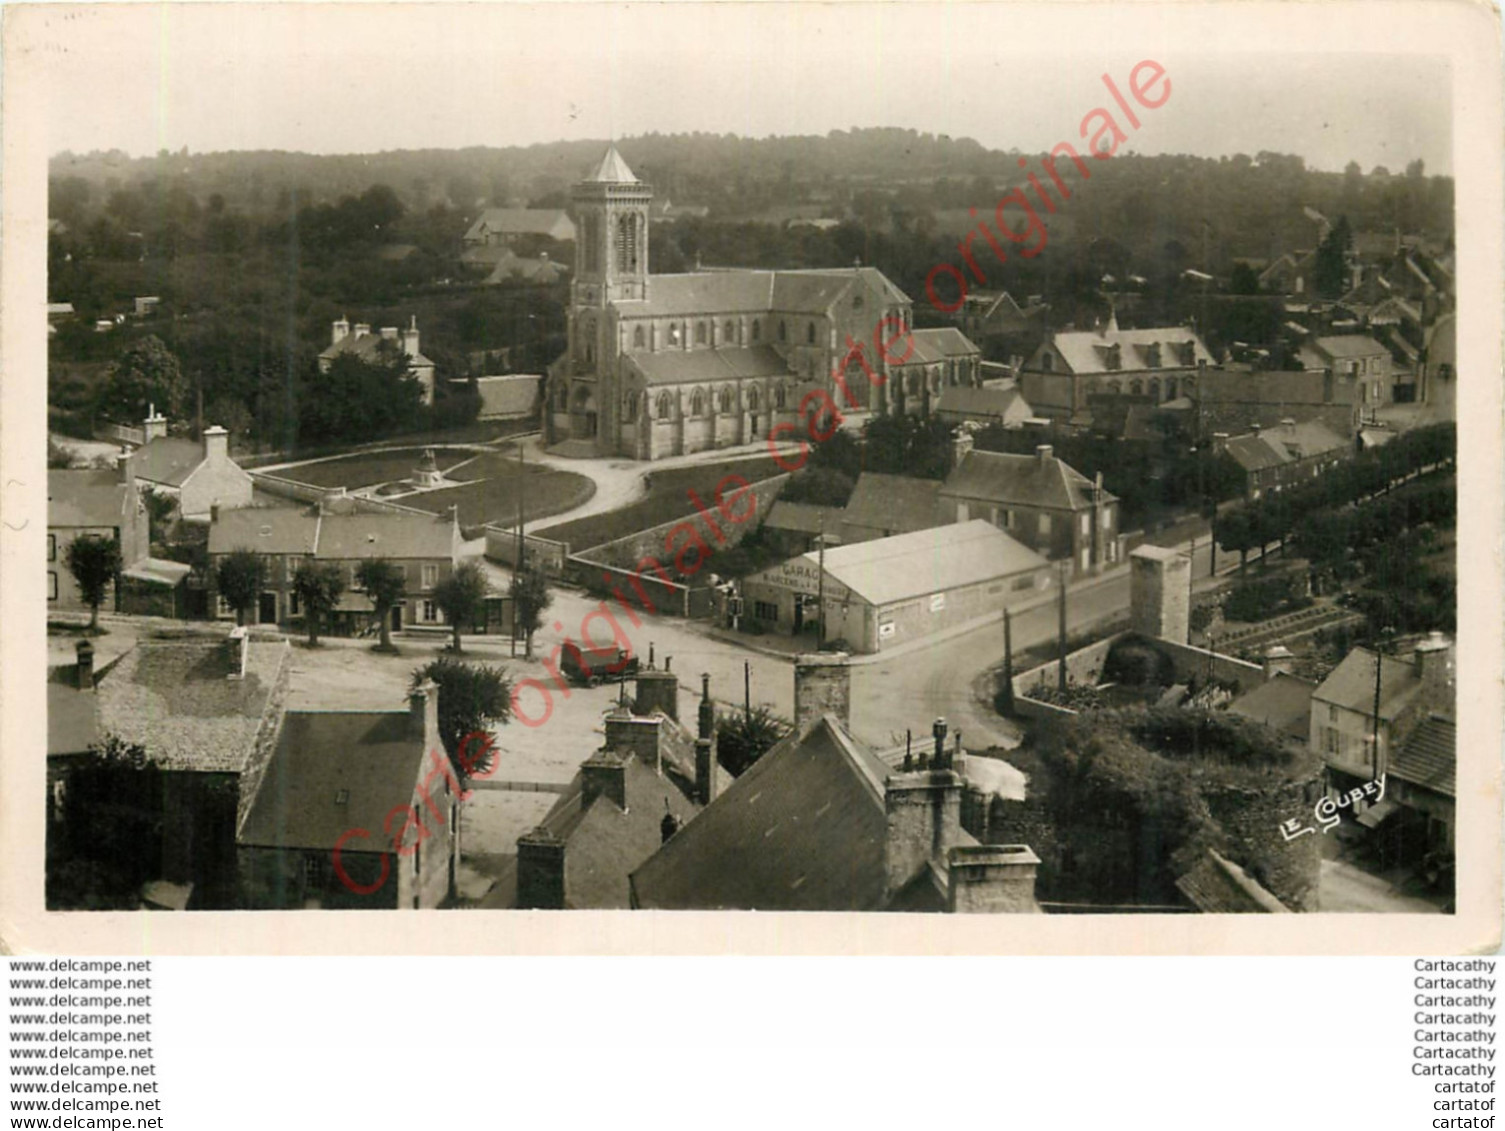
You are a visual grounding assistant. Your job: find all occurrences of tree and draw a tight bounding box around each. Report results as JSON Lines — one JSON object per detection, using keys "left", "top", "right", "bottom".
{"left": 297, "top": 348, "right": 425, "bottom": 448}
{"left": 433, "top": 561, "right": 487, "bottom": 654}
{"left": 510, "top": 558, "right": 552, "bottom": 660}
{"left": 64, "top": 534, "right": 122, "bottom": 631}
{"left": 1314, "top": 215, "right": 1353, "bottom": 299}
{"left": 357, "top": 557, "right": 407, "bottom": 652}
{"left": 47, "top": 734, "right": 163, "bottom": 910}
{"left": 94, "top": 335, "right": 189, "bottom": 424}
{"left": 409, "top": 655, "right": 513, "bottom": 782}
{"left": 48, "top": 438, "right": 74, "bottom": 468}
{"left": 715, "top": 705, "right": 792, "bottom": 778}
{"left": 291, "top": 562, "right": 345, "bottom": 647}
{"left": 1228, "top": 262, "right": 1260, "bottom": 295}
{"left": 140, "top": 486, "right": 177, "bottom": 547}
{"left": 215, "top": 549, "right": 266, "bottom": 627}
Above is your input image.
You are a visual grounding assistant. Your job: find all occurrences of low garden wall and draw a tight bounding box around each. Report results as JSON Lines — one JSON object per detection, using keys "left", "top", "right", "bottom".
{"left": 483, "top": 529, "right": 571, "bottom": 575}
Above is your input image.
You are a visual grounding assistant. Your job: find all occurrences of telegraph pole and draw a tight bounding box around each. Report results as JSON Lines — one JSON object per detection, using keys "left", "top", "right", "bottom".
{"left": 1000, "top": 607, "right": 1015, "bottom": 715}
{"left": 1057, "top": 561, "right": 1069, "bottom": 695}
{"left": 816, "top": 511, "right": 827, "bottom": 648}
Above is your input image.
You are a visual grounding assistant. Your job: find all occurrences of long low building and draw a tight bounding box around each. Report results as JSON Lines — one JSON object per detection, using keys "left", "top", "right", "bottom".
{"left": 738, "top": 519, "right": 1051, "bottom": 654}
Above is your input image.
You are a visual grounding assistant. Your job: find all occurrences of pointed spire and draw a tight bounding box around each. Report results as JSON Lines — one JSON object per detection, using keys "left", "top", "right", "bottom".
{"left": 583, "top": 144, "right": 639, "bottom": 184}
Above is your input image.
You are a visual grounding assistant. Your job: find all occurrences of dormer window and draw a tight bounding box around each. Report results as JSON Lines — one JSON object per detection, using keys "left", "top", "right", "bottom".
{"left": 1180, "top": 341, "right": 1197, "bottom": 365}
{"left": 1105, "top": 344, "right": 1122, "bottom": 371}
{"left": 1144, "top": 343, "right": 1162, "bottom": 368}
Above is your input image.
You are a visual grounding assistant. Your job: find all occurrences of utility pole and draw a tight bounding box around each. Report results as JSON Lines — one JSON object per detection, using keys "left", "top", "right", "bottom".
{"left": 744, "top": 660, "right": 751, "bottom": 720}
{"left": 1000, "top": 607, "right": 1015, "bottom": 715}
{"left": 1057, "top": 561, "right": 1069, "bottom": 695}
{"left": 1370, "top": 630, "right": 1392, "bottom": 778}
{"left": 816, "top": 511, "right": 827, "bottom": 649}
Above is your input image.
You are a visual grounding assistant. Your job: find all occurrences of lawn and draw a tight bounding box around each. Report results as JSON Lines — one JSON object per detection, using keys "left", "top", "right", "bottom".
{"left": 403, "top": 461, "right": 595, "bottom": 536}
{"left": 276, "top": 446, "right": 478, "bottom": 489}
{"left": 534, "top": 454, "right": 785, "bottom": 551}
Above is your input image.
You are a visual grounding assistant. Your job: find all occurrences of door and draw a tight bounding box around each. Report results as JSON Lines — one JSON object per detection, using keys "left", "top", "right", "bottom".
{"left": 258, "top": 591, "right": 277, "bottom": 624}
{"left": 390, "top": 606, "right": 402, "bottom": 633}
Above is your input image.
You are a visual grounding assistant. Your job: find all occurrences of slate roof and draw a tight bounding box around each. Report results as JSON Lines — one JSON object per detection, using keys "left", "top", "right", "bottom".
{"left": 1175, "top": 849, "right": 1291, "bottom": 913}
{"left": 625, "top": 344, "right": 789, "bottom": 387}
{"left": 48, "top": 675, "right": 100, "bottom": 757}
{"left": 463, "top": 208, "right": 576, "bottom": 242}
{"left": 581, "top": 146, "right": 639, "bottom": 184}
{"left": 237, "top": 711, "right": 427, "bottom": 851}
{"left": 318, "top": 330, "right": 434, "bottom": 369}
{"left": 1197, "top": 369, "right": 1355, "bottom": 408}
{"left": 934, "top": 385, "right": 1027, "bottom": 421}
{"left": 941, "top": 449, "right": 1115, "bottom": 512}
{"left": 903, "top": 327, "right": 979, "bottom": 363}
{"left": 209, "top": 507, "right": 320, "bottom": 556}
{"left": 763, "top": 500, "right": 830, "bottom": 536}
{"left": 483, "top": 252, "right": 569, "bottom": 285}
{"left": 1391, "top": 715, "right": 1455, "bottom": 797}
{"left": 1302, "top": 334, "right": 1388, "bottom": 362}
{"left": 1312, "top": 649, "right": 1420, "bottom": 721}
{"left": 620, "top": 266, "right": 908, "bottom": 320}
{"left": 49, "top": 469, "right": 131, "bottom": 529}
{"left": 630, "top": 716, "right": 894, "bottom": 911}
{"left": 315, "top": 511, "right": 455, "bottom": 561}
{"left": 531, "top": 751, "right": 701, "bottom": 909}
{"left": 1221, "top": 421, "right": 1349, "bottom": 473}
{"left": 1227, "top": 673, "right": 1317, "bottom": 742}
{"left": 1037, "top": 326, "right": 1213, "bottom": 374}
{"left": 95, "top": 638, "right": 289, "bottom": 773}
{"left": 841, "top": 473, "right": 944, "bottom": 538}
{"left": 803, "top": 519, "right": 1046, "bottom": 607}
{"left": 132, "top": 437, "right": 206, "bottom": 488}
{"left": 471, "top": 375, "right": 542, "bottom": 419}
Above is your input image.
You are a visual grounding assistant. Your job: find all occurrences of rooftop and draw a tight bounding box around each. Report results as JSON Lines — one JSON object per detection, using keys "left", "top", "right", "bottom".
{"left": 1391, "top": 715, "right": 1455, "bottom": 797}
{"left": 581, "top": 145, "right": 640, "bottom": 185}
{"left": 49, "top": 469, "right": 131, "bottom": 529}
{"left": 934, "top": 384, "right": 1027, "bottom": 419}
{"left": 208, "top": 506, "right": 320, "bottom": 556}
{"left": 314, "top": 511, "right": 455, "bottom": 561}
{"left": 618, "top": 266, "right": 908, "bottom": 320}
{"left": 1227, "top": 672, "right": 1317, "bottom": 743}
{"left": 798, "top": 519, "right": 1047, "bottom": 608}
{"left": 133, "top": 437, "right": 208, "bottom": 488}
{"left": 1040, "top": 325, "right": 1214, "bottom": 375}
{"left": 237, "top": 711, "right": 429, "bottom": 851}
{"left": 941, "top": 448, "right": 1116, "bottom": 512}
{"left": 840, "top": 473, "right": 944, "bottom": 537}
{"left": 1311, "top": 648, "right": 1420, "bottom": 721}
{"left": 464, "top": 208, "right": 574, "bottom": 241}
{"left": 625, "top": 344, "right": 789, "bottom": 387}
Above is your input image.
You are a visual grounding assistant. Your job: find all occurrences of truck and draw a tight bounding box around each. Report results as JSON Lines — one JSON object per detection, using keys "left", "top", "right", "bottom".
{"left": 559, "top": 641, "right": 639, "bottom": 688}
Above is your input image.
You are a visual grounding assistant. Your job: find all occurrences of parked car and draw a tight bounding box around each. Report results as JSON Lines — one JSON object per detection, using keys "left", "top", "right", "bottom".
{"left": 560, "top": 642, "right": 639, "bottom": 687}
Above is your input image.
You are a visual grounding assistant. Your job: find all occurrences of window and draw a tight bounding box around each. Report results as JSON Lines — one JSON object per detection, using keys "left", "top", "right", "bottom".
{"left": 691, "top": 389, "right": 706, "bottom": 416}
{"left": 1080, "top": 513, "right": 1090, "bottom": 536}
{"left": 422, "top": 599, "right": 438, "bottom": 623}
{"left": 747, "top": 386, "right": 759, "bottom": 412}
{"left": 751, "top": 320, "right": 761, "bottom": 342}
{"left": 1040, "top": 352, "right": 1054, "bottom": 372}
{"left": 216, "top": 593, "right": 234, "bottom": 618}
{"left": 775, "top": 385, "right": 787, "bottom": 409}
{"left": 754, "top": 600, "right": 779, "bottom": 622}
{"left": 724, "top": 320, "right": 736, "bottom": 342}
{"left": 1129, "top": 379, "right": 1143, "bottom": 396}
{"left": 1324, "top": 728, "right": 1340, "bottom": 755}
{"left": 422, "top": 563, "right": 439, "bottom": 589}
{"left": 719, "top": 387, "right": 734, "bottom": 414}
{"left": 696, "top": 321, "right": 708, "bottom": 345}
{"left": 48, "top": 572, "right": 57, "bottom": 600}
{"left": 625, "top": 390, "right": 639, "bottom": 419}
{"left": 289, "top": 589, "right": 301, "bottom": 617}
{"left": 1107, "top": 380, "right": 1122, "bottom": 395}
{"left": 1101, "top": 508, "right": 1112, "bottom": 530}
{"left": 1038, "top": 513, "right": 1052, "bottom": 537}
{"left": 778, "top": 320, "right": 787, "bottom": 342}
{"left": 47, "top": 534, "right": 55, "bottom": 561}
{"left": 633, "top": 325, "right": 645, "bottom": 348}
{"left": 1012, "top": 575, "right": 1034, "bottom": 591}
{"left": 807, "top": 322, "right": 816, "bottom": 344}
{"left": 583, "top": 215, "right": 600, "bottom": 273}
{"left": 1149, "top": 377, "right": 1161, "bottom": 401}
{"left": 615, "top": 213, "right": 640, "bottom": 273}
{"left": 303, "top": 854, "right": 324, "bottom": 888}
{"left": 657, "top": 393, "right": 673, "bottom": 419}
{"left": 1327, "top": 704, "right": 1338, "bottom": 723}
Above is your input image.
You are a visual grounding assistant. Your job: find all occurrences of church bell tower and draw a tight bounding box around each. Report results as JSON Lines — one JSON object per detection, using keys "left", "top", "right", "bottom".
{"left": 571, "top": 144, "right": 651, "bottom": 308}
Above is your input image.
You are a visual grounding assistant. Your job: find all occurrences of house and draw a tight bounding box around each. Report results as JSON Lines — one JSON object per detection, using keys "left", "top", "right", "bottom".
{"left": 738, "top": 519, "right": 1050, "bottom": 653}
{"left": 1019, "top": 316, "right": 1215, "bottom": 425}
{"left": 512, "top": 669, "right": 716, "bottom": 909}
{"left": 47, "top": 459, "right": 148, "bottom": 611}
{"left": 838, "top": 472, "right": 945, "bottom": 544}
{"left": 630, "top": 656, "right": 1043, "bottom": 912}
{"left": 939, "top": 441, "right": 1121, "bottom": 574}
{"left": 46, "top": 628, "right": 292, "bottom": 909}
{"left": 482, "top": 250, "right": 570, "bottom": 286}
{"left": 458, "top": 374, "right": 542, "bottom": 421}
{"left": 1193, "top": 366, "right": 1360, "bottom": 441}
{"left": 318, "top": 316, "right": 437, "bottom": 406}
{"left": 1216, "top": 418, "right": 1351, "bottom": 501}
{"left": 237, "top": 680, "right": 458, "bottom": 909}
{"left": 462, "top": 207, "right": 576, "bottom": 248}
{"left": 131, "top": 414, "right": 255, "bottom": 520}
{"left": 1228, "top": 669, "right": 1317, "bottom": 744}
{"left": 1420, "top": 312, "right": 1456, "bottom": 411}
{"left": 760, "top": 500, "right": 835, "bottom": 556}
{"left": 1258, "top": 250, "right": 1318, "bottom": 296}
{"left": 1310, "top": 633, "right": 1455, "bottom": 856}
{"left": 1296, "top": 335, "right": 1392, "bottom": 411}
{"left": 207, "top": 502, "right": 460, "bottom": 631}
{"left": 932, "top": 384, "right": 1033, "bottom": 429}
{"left": 956, "top": 290, "right": 1040, "bottom": 342}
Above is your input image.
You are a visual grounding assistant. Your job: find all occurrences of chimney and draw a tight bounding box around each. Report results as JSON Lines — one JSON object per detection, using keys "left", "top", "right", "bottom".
{"left": 1322, "top": 367, "right": 1335, "bottom": 403}
{"left": 633, "top": 668, "right": 679, "bottom": 721}
{"left": 695, "top": 673, "right": 719, "bottom": 805}
{"left": 946, "top": 845, "right": 1042, "bottom": 913}
{"left": 793, "top": 652, "right": 851, "bottom": 730}
{"left": 580, "top": 748, "right": 627, "bottom": 811}
{"left": 203, "top": 424, "right": 229, "bottom": 465}
{"left": 931, "top": 717, "right": 949, "bottom": 768}
{"left": 116, "top": 450, "right": 135, "bottom": 487}
{"left": 75, "top": 639, "right": 95, "bottom": 690}
{"left": 515, "top": 828, "right": 565, "bottom": 909}
{"left": 1262, "top": 645, "right": 1295, "bottom": 680}
{"left": 604, "top": 707, "right": 663, "bottom": 773}
{"left": 1281, "top": 417, "right": 1297, "bottom": 437}
{"left": 951, "top": 427, "right": 975, "bottom": 471}
{"left": 142, "top": 406, "right": 169, "bottom": 444}
{"left": 409, "top": 678, "right": 439, "bottom": 743}
{"left": 380, "top": 326, "right": 399, "bottom": 342}
{"left": 883, "top": 766, "right": 963, "bottom": 900}
{"left": 331, "top": 316, "right": 350, "bottom": 346}
{"left": 1035, "top": 444, "right": 1054, "bottom": 465}
{"left": 226, "top": 625, "right": 250, "bottom": 681}
{"left": 1413, "top": 632, "right": 1455, "bottom": 717}
{"left": 353, "top": 322, "right": 371, "bottom": 339}
{"left": 403, "top": 315, "right": 420, "bottom": 360}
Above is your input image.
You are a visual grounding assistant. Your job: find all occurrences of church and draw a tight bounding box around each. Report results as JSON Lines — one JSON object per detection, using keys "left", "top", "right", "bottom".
{"left": 545, "top": 146, "right": 983, "bottom": 460}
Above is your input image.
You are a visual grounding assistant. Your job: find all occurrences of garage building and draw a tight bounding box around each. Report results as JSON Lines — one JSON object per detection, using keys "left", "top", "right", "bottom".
{"left": 739, "top": 519, "right": 1051, "bottom": 654}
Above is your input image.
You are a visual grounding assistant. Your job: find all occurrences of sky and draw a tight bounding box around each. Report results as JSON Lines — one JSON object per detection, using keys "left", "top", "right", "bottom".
{"left": 21, "top": 3, "right": 1452, "bottom": 175}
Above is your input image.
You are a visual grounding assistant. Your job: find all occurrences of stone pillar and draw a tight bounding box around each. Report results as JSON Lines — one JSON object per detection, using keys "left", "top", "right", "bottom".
{"left": 793, "top": 652, "right": 851, "bottom": 730}
{"left": 1129, "top": 546, "right": 1190, "bottom": 644}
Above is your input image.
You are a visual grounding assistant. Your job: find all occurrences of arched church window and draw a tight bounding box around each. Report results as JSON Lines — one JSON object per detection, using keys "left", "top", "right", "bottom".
{"left": 778, "top": 320, "right": 787, "bottom": 342}
{"left": 1129, "top": 379, "right": 1143, "bottom": 396}
{"left": 807, "top": 322, "right": 816, "bottom": 345}
{"left": 615, "top": 214, "right": 640, "bottom": 273}
{"left": 633, "top": 325, "right": 645, "bottom": 349}
{"left": 719, "top": 387, "right": 734, "bottom": 414}
{"left": 691, "top": 388, "right": 706, "bottom": 416}
{"left": 747, "top": 386, "right": 760, "bottom": 412}
{"left": 724, "top": 321, "right": 736, "bottom": 343}
{"left": 906, "top": 372, "right": 920, "bottom": 396}
{"left": 656, "top": 393, "right": 673, "bottom": 419}
{"left": 1149, "top": 377, "right": 1162, "bottom": 401}
{"left": 625, "top": 391, "right": 639, "bottom": 419}
{"left": 668, "top": 323, "right": 681, "bottom": 346}
{"left": 696, "top": 322, "right": 707, "bottom": 345}
{"left": 751, "top": 320, "right": 761, "bottom": 342}
{"left": 775, "top": 384, "right": 787, "bottom": 409}
{"left": 1107, "top": 380, "right": 1122, "bottom": 395}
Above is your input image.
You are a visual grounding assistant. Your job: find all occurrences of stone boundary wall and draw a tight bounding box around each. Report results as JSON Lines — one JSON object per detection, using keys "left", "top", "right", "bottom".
{"left": 578, "top": 473, "right": 788, "bottom": 571}
{"left": 235, "top": 639, "right": 293, "bottom": 834}
{"left": 484, "top": 529, "right": 571, "bottom": 575}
